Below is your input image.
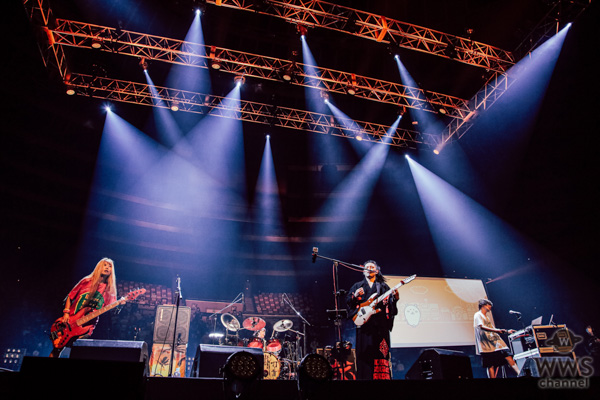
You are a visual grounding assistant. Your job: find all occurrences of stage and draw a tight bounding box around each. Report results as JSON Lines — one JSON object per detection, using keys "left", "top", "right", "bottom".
{"left": 1, "top": 357, "right": 598, "bottom": 400}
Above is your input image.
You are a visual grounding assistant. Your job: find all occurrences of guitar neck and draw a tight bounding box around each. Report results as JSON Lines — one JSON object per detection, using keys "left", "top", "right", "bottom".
{"left": 376, "top": 282, "right": 403, "bottom": 304}
{"left": 77, "top": 298, "right": 123, "bottom": 326}
{"left": 374, "top": 275, "right": 415, "bottom": 304}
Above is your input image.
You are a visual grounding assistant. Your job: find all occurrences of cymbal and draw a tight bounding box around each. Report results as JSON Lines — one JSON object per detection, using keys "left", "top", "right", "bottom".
{"left": 221, "top": 313, "right": 240, "bottom": 332}
{"left": 273, "top": 319, "right": 293, "bottom": 332}
{"left": 242, "top": 317, "right": 266, "bottom": 331}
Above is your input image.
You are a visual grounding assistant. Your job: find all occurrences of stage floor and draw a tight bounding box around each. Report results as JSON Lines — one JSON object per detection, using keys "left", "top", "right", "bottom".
{"left": 1, "top": 358, "right": 599, "bottom": 400}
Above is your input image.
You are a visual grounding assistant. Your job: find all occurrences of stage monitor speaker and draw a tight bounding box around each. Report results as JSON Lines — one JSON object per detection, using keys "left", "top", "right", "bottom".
{"left": 191, "top": 344, "right": 264, "bottom": 378}
{"left": 405, "top": 348, "right": 473, "bottom": 380}
{"left": 153, "top": 305, "right": 191, "bottom": 345}
{"left": 71, "top": 339, "right": 149, "bottom": 376}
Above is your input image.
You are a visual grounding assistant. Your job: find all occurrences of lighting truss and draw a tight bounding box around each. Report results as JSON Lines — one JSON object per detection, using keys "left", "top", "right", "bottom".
{"left": 24, "top": 0, "right": 69, "bottom": 81}
{"left": 439, "top": 0, "right": 590, "bottom": 145}
{"left": 67, "top": 73, "right": 438, "bottom": 149}
{"left": 46, "top": 19, "right": 471, "bottom": 119}
{"left": 206, "top": 0, "right": 515, "bottom": 72}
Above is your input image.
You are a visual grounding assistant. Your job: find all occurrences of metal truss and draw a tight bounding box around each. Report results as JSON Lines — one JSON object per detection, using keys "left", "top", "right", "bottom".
{"left": 439, "top": 0, "right": 590, "bottom": 146}
{"left": 46, "top": 19, "right": 471, "bottom": 119}
{"left": 24, "top": 0, "right": 70, "bottom": 81}
{"left": 67, "top": 73, "right": 439, "bottom": 149}
{"left": 206, "top": 0, "right": 515, "bottom": 72}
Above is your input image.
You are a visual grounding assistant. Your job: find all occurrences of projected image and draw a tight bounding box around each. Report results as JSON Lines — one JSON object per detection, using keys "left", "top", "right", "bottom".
{"left": 386, "top": 276, "right": 487, "bottom": 348}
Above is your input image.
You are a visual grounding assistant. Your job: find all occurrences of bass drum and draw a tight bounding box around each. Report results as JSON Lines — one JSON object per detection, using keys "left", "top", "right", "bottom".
{"left": 263, "top": 352, "right": 280, "bottom": 380}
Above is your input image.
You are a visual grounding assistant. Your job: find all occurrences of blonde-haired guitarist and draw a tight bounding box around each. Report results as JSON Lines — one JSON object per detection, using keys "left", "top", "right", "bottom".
{"left": 49, "top": 258, "right": 117, "bottom": 358}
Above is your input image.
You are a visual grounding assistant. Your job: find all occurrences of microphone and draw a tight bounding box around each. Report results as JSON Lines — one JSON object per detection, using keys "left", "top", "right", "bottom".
{"left": 312, "top": 247, "right": 318, "bottom": 263}
{"left": 509, "top": 310, "right": 521, "bottom": 315}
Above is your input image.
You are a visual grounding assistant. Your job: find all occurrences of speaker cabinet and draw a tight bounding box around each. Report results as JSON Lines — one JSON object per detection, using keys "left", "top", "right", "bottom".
{"left": 71, "top": 339, "right": 149, "bottom": 375}
{"left": 405, "top": 348, "right": 473, "bottom": 380}
{"left": 191, "top": 344, "right": 264, "bottom": 378}
{"left": 153, "top": 305, "right": 191, "bottom": 345}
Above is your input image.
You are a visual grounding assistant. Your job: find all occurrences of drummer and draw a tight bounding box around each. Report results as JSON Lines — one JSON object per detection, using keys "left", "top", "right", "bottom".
{"left": 256, "top": 327, "right": 266, "bottom": 339}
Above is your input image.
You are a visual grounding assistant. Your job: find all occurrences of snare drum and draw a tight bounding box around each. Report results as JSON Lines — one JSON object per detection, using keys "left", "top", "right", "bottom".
{"left": 265, "top": 339, "right": 282, "bottom": 354}
{"left": 247, "top": 338, "right": 264, "bottom": 349}
{"left": 263, "top": 352, "right": 280, "bottom": 380}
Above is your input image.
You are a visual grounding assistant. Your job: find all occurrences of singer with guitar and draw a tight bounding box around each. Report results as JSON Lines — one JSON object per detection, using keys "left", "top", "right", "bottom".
{"left": 49, "top": 258, "right": 117, "bottom": 358}
{"left": 346, "top": 260, "right": 399, "bottom": 380}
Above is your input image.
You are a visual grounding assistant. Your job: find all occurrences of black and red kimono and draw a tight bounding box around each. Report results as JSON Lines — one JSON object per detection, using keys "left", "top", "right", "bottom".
{"left": 347, "top": 278, "right": 398, "bottom": 380}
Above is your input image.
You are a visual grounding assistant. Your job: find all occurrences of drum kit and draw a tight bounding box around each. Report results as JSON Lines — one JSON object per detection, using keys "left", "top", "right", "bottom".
{"left": 216, "top": 313, "right": 303, "bottom": 380}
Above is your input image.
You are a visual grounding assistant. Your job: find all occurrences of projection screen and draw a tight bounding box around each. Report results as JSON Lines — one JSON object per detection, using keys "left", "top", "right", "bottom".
{"left": 386, "top": 276, "right": 488, "bottom": 348}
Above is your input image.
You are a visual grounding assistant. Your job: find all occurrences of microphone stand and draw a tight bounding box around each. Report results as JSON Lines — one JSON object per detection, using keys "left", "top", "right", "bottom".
{"left": 168, "top": 276, "right": 182, "bottom": 377}
{"left": 313, "top": 253, "right": 364, "bottom": 344}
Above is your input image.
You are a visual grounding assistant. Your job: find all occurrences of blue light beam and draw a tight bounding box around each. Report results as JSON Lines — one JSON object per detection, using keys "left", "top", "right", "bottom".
{"left": 406, "top": 156, "right": 533, "bottom": 277}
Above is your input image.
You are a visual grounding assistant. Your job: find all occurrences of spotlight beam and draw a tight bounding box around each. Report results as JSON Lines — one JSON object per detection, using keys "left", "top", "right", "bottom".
{"left": 438, "top": 18, "right": 574, "bottom": 150}
{"left": 406, "top": 157, "right": 533, "bottom": 276}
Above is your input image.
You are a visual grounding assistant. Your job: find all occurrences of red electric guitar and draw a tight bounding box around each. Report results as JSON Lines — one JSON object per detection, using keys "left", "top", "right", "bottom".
{"left": 50, "top": 288, "right": 146, "bottom": 350}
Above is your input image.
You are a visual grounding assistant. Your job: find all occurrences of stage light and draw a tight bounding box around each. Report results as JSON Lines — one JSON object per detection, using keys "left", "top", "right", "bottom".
{"left": 65, "top": 84, "right": 76, "bottom": 96}
{"left": 405, "top": 154, "right": 410, "bottom": 160}
{"left": 397, "top": 106, "right": 406, "bottom": 117}
{"left": 192, "top": 0, "right": 207, "bottom": 15}
{"left": 170, "top": 101, "right": 180, "bottom": 112}
{"left": 320, "top": 90, "right": 329, "bottom": 102}
{"left": 91, "top": 37, "right": 102, "bottom": 49}
{"left": 222, "top": 351, "right": 261, "bottom": 399}
{"left": 356, "top": 134, "right": 363, "bottom": 141}
{"left": 346, "top": 73, "right": 358, "bottom": 95}
{"left": 139, "top": 58, "right": 148, "bottom": 71}
{"left": 438, "top": 108, "right": 447, "bottom": 115}
{"left": 234, "top": 75, "right": 245, "bottom": 86}
{"left": 104, "top": 104, "right": 112, "bottom": 112}
{"left": 265, "top": 134, "right": 270, "bottom": 140}
{"left": 433, "top": 148, "right": 440, "bottom": 155}
{"left": 297, "top": 353, "right": 332, "bottom": 400}
{"left": 297, "top": 24, "right": 308, "bottom": 38}
{"left": 209, "top": 46, "right": 222, "bottom": 70}
{"left": 280, "top": 64, "right": 296, "bottom": 82}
